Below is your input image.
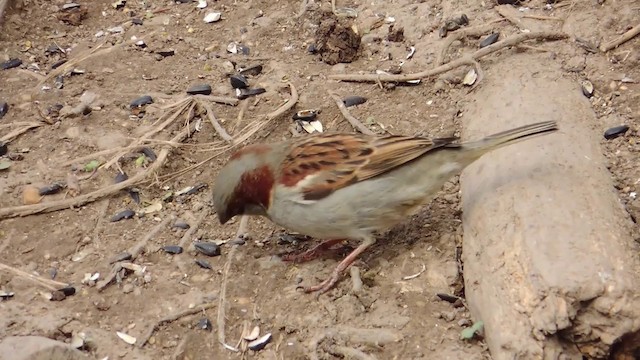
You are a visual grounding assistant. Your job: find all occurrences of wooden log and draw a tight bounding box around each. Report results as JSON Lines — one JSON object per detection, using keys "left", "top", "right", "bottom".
{"left": 459, "top": 53, "right": 640, "bottom": 359}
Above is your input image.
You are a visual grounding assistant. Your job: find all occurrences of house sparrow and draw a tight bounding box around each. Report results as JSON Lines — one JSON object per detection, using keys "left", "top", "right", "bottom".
{"left": 213, "top": 121, "right": 558, "bottom": 294}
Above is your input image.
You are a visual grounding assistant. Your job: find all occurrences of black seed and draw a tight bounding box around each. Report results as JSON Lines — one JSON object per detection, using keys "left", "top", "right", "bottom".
{"left": 0, "top": 102, "right": 8, "bottom": 119}
{"left": 195, "top": 259, "right": 212, "bottom": 269}
{"left": 343, "top": 96, "right": 367, "bottom": 107}
{"left": 111, "top": 209, "right": 136, "bottom": 222}
{"left": 230, "top": 74, "right": 249, "bottom": 89}
{"left": 197, "top": 318, "right": 213, "bottom": 331}
{"left": 163, "top": 245, "right": 184, "bottom": 254}
{"left": 456, "top": 14, "right": 469, "bottom": 26}
{"left": 480, "top": 33, "right": 499, "bottom": 48}
{"left": 115, "top": 171, "right": 129, "bottom": 183}
{"left": 51, "top": 59, "right": 67, "bottom": 70}
{"left": 0, "top": 142, "right": 7, "bottom": 157}
{"left": 156, "top": 49, "right": 175, "bottom": 57}
{"left": 604, "top": 125, "right": 629, "bottom": 140}
{"left": 194, "top": 242, "right": 221, "bottom": 257}
{"left": 292, "top": 110, "right": 318, "bottom": 121}
{"left": 173, "top": 220, "right": 190, "bottom": 229}
{"left": 140, "top": 147, "right": 157, "bottom": 161}
{"left": 248, "top": 333, "right": 272, "bottom": 351}
{"left": 236, "top": 87, "right": 265, "bottom": 100}
{"left": 238, "top": 64, "right": 263, "bottom": 77}
{"left": 308, "top": 43, "right": 317, "bottom": 53}
{"left": 0, "top": 291, "right": 14, "bottom": 299}
{"left": 186, "top": 84, "right": 212, "bottom": 95}
{"left": 437, "top": 293, "right": 461, "bottom": 303}
{"left": 54, "top": 75, "right": 64, "bottom": 89}
{"left": 132, "top": 18, "right": 143, "bottom": 25}
{"left": 130, "top": 95, "right": 153, "bottom": 108}
{"left": 1, "top": 58, "right": 22, "bottom": 70}
{"left": 127, "top": 189, "right": 141, "bottom": 204}
{"left": 58, "top": 286, "right": 76, "bottom": 296}
{"left": 184, "top": 183, "right": 207, "bottom": 195}
{"left": 39, "top": 183, "right": 64, "bottom": 196}
{"left": 45, "top": 44, "right": 63, "bottom": 55}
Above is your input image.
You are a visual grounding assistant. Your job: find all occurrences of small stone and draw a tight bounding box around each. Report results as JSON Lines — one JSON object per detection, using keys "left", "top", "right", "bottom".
{"left": 122, "top": 283, "right": 134, "bottom": 294}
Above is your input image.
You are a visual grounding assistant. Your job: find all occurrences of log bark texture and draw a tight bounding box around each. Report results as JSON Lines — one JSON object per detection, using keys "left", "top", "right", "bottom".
{"left": 459, "top": 53, "right": 640, "bottom": 359}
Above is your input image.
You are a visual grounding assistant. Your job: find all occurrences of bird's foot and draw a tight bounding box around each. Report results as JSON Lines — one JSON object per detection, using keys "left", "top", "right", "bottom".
{"left": 297, "top": 269, "right": 341, "bottom": 295}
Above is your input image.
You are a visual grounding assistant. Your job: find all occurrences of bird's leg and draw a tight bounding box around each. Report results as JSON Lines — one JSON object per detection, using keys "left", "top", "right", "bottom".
{"left": 301, "top": 237, "right": 376, "bottom": 294}
{"left": 281, "top": 238, "right": 347, "bottom": 263}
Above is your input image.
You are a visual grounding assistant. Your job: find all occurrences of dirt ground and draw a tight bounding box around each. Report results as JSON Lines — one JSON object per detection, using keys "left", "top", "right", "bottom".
{"left": 0, "top": 0, "right": 638, "bottom": 359}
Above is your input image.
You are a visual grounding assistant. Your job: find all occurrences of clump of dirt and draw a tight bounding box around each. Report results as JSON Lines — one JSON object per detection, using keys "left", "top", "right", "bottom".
{"left": 314, "top": 12, "right": 361, "bottom": 65}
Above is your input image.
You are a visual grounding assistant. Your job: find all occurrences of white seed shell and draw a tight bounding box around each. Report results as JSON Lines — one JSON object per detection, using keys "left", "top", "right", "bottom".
{"left": 244, "top": 326, "right": 260, "bottom": 341}
{"left": 204, "top": 12, "right": 221, "bottom": 23}
{"left": 462, "top": 69, "right": 477, "bottom": 86}
{"left": 310, "top": 120, "right": 324, "bottom": 133}
{"left": 116, "top": 331, "right": 137, "bottom": 345}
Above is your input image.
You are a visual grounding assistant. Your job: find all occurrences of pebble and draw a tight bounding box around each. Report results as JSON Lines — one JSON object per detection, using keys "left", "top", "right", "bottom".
{"left": 122, "top": 283, "right": 134, "bottom": 294}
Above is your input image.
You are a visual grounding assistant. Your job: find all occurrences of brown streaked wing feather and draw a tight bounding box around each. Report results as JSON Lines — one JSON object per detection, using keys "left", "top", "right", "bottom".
{"left": 278, "top": 133, "right": 458, "bottom": 201}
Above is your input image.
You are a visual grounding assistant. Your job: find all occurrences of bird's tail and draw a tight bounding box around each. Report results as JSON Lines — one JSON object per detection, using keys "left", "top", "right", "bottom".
{"left": 459, "top": 121, "right": 558, "bottom": 155}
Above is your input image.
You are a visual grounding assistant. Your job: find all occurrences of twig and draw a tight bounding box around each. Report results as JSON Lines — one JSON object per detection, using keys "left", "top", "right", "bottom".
{"left": 92, "top": 199, "right": 110, "bottom": 248}
{"left": 31, "top": 30, "right": 158, "bottom": 96}
{"left": 1, "top": 123, "right": 43, "bottom": 143}
{"left": 495, "top": 5, "right": 525, "bottom": 30}
{"left": 236, "top": 99, "right": 250, "bottom": 125}
{"left": 296, "top": 0, "right": 309, "bottom": 18}
{"left": 61, "top": 144, "right": 153, "bottom": 167}
{"left": 175, "top": 208, "right": 210, "bottom": 274}
{"left": 600, "top": 23, "right": 640, "bottom": 52}
{"left": 0, "top": 124, "right": 197, "bottom": 219}
{"left": 159, "top": 83, "right": 299, "bottom": 183}
{"left": 437, "top": 20, "right": 506, "bottom": 65}
{"left": 217, "top": 216, "right": 249, "bottom": 353}
{"left": 522, "top": 14, "right": 564, "bottom": 21}
{"left": 103, "top": 100, "right": 191, "bottom": 169}
{"left": 329, "top": 346, "right": 377, "bottom": 360}
{"left": 138, "top": 302, "right": 217, "bottom": 347}
{"left": 193, "top": 94, "right": 239, "bottom": 106}
{"left": 128, "top": 213, "right": 175, "bottom": 259}
{"left": 517, "top": 44, "right": 553, "bottom": 53}
{"left": 198, "top": 99, "right": 233, "bottom": 142}
{"left": 0, "top": 0, "right": 9, "bottom": 29}
{"left": 350, "top": 266, "right": 363, "bottom": 292}
{"left": 329, "top": 31, "right": 568, "bottom": 83}
{"left": 329, "top": 93, "right": 374, "bottom": 135}
{"left": 401, "top": 264, "right": 426, "bottom": 280}
{"left": 0, "top": 262, "right": 70, "bottom": 291}
{"left": 308, "top": 326, "right": 402, "bottom": 360}
{"left": 96, "top": 214, "right": 174, "bottom": 291}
